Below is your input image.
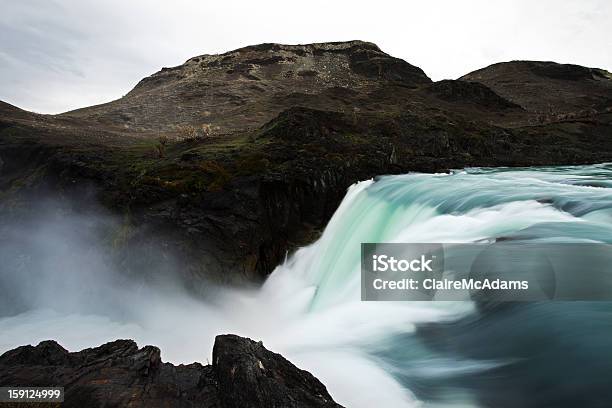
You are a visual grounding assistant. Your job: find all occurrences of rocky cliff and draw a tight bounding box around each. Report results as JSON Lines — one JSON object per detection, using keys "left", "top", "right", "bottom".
{"left": 1, "top": 41, "right": 611, "bottom": 282}
{"left": 0, "top": 334, "right": 342, "bottom": 408}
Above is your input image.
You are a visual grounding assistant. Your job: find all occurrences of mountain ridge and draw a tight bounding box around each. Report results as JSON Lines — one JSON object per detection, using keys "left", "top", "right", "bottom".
{"left": 57, "top": 40, "right": 431, "bottom": 133}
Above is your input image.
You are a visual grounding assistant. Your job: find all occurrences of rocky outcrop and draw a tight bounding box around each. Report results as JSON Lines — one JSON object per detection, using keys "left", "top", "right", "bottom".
{"left": 213, "top": 335, "right": 342, "bottom": 408}
{"left": 0, "top": 335, "right": 342, "bottom": 408}
{"left": 0, "top": 339, "right": 218, "bottom": 407}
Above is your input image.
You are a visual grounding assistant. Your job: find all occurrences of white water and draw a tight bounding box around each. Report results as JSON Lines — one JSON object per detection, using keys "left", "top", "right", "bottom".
{"left": 2, "top": 164, "right": 612, "bottom": 407}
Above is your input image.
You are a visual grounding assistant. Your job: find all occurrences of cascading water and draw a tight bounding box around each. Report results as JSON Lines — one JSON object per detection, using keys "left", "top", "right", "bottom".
{"left": 2, "top": 164, "right": 612, "bottom": 407}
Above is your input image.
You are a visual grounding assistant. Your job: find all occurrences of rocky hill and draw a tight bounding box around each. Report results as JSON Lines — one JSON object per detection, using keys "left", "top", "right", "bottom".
{"left": 1, "top": 41, "right": 611, "bottom": 283}
{"left": 0, "top": 334, "right": 342, "bottom": 408}
{"left": 62, "top": 41, "right": 431, "bottom": 132}
{"left": 461, "top": 60, "right": 611, "bottom": 115}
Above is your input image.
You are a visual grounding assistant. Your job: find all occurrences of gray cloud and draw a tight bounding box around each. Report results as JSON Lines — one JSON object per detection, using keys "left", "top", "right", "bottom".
{"left": 1, "top": 0, "right": 610, "bottom": 114}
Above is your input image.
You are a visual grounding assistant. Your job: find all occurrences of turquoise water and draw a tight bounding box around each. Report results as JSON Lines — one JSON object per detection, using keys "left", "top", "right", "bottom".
{"left": 305, "top": 164, "right": 612, "bottom": 309}
{"left": 262, "top": 163, "right": 612, "bottom": 406}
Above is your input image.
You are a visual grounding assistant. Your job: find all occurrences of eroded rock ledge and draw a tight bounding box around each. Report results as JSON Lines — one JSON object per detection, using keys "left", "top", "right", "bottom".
{"left": 0, "top": 334, "right": 343, "bottom": 408}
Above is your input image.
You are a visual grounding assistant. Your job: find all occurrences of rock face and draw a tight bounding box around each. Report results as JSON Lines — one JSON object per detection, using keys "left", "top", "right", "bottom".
{"left": 1, "top": 41, "right": 611, "bottom": 283}
{"left": 213, "top": 334, "right": 341, "bottom": 408}
{"left": 0, "top": 335, "right": 342, "bottom": 408}
{"left": 0, "top": 339, "right": 218, "bottom": 407}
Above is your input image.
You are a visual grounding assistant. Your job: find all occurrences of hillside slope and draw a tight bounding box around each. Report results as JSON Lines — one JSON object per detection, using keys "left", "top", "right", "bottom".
{"left": 62, "top": 41, "right": 430, "bottom": 132}
{"left": 461, "top": 60, "right": 612, "bottom": 115}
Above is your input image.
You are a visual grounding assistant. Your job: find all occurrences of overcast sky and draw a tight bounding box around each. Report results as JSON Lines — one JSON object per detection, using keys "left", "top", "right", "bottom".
{"left": 1, "top": 0, "right": 610, "bottom": 114}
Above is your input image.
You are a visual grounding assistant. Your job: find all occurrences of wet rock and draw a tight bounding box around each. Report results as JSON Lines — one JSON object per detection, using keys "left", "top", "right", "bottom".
{"left": 0, "top": 335, "right": 343, "bottom": 408}
{"left": 214, "top": 335, "right": 343, "bottom": 408}
{"left": 0, "top": 339, "right": 217, "bottom": 407}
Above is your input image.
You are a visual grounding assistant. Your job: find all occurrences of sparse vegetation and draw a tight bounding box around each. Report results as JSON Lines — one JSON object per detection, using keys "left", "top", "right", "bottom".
{"left": 199, "top": 161, "right": 231, "bottom": 191}
{"left": 156, "top": 135, "right": 169, "bottom": 158}
{"left": 178, "top": 123, "right": 213, "bottom": 141}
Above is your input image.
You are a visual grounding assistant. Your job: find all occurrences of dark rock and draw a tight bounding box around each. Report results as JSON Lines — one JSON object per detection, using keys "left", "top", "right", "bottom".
{"left": 426, "top": 79, "right": 523, "bottom": 110}
{"left": 528, "top": 61, "right": 604, "bottom": 81}
{"left": 0, "top": 339, "right": 217, "bottom": 408}
{"left": 0, "top": 335, "right": 343, "bottom": 408}
{"left": 259, "top": 107, "right": 350, "bottom": 142}
{"left": 213, "top": 335, "right": 342, "bottom": 408}
{"left": 348, "top": 46, "right": 431, "bottom": 85}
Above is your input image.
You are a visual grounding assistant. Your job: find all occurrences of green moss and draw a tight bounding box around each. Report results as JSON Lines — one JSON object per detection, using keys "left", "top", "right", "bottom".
{"left": 199, "top": 161, "right": 232, "bottom": 191}
{"left": 234, "top": 154, "right": 270, "bottom": 176}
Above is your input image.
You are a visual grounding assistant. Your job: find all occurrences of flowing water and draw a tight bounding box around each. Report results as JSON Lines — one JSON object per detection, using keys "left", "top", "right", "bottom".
{"left": 2, "top": 164, "right": 612, "bottom": 407}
